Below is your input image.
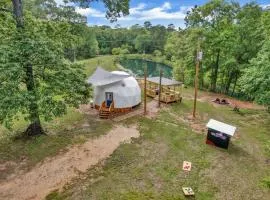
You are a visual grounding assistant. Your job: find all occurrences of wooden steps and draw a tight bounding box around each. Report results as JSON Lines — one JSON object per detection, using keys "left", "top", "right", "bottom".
{"left": 99, "top": 109, "right": 111, "bottom": 119}
{"left": 99, "top": 101, "right": 114, "bottom": 119}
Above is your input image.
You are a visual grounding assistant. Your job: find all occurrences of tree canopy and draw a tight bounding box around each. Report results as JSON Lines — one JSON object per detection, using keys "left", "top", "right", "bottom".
{"left": 0, "top": 0, "right": 131, "bottom": 135}
{"left": 164, "top": 0, "right": 270, "bottom": 109}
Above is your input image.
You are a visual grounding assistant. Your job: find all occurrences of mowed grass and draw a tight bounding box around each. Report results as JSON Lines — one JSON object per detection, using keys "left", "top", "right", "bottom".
{"left": 0, "top": 55, "right": 269, "bottom": 199}
{"left": 79, "top": 55, "right": 119, "bottom": 76}
{"left": 47, "top": 96, "right": 270, "bottom": 200}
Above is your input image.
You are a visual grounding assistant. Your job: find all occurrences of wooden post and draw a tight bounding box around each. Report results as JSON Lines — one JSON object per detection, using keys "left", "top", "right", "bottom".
{"left": 144, "top": 65, "right": 147, "bottom": 115}
{"left": 158, "top": 68, "right": 163, "bottom": 108}
{"left": 193, "top": 43, "right": 201, "bottom": 118}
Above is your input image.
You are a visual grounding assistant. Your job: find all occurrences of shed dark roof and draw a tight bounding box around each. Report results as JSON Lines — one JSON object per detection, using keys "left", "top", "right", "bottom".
{"left": 147, "top": 77, "right": 182, "bottom": 86}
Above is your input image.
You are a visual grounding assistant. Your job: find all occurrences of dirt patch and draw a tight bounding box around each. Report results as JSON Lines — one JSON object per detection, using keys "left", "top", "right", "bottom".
{"left": 183, "top": 90, "right": 264, "bottom": 110}
{"left": 0, "top": 125, "right": 140, "bottom": 200}
{"left": 79, "top": 100, "right": 161, "bottom": 122}
{"left": 198, "top": 92, "right": 264, "bottom": 110}
{"left": 169, "top": 112, "right": 207, "bottom": 134}
{"left": 146, "top": 100, "right": 167, "bottom": 119}
{"left": 78, "top": 104, "right": 99, "bottom": 116}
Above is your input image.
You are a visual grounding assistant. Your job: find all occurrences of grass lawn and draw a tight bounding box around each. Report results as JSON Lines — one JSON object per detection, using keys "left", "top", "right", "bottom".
{"left": 0, "top": 55, "right": 269, "bottom": 199}
{"left": 47, "top": 92, "right": 270, "bottom": 200}
{"left": 79, "top": 55, "right": 119, "bottom": 76}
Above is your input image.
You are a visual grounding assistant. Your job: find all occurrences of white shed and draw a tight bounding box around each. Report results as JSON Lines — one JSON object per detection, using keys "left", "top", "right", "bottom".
{"left": 206, "top": 119, "right": 236, "bottom": 149}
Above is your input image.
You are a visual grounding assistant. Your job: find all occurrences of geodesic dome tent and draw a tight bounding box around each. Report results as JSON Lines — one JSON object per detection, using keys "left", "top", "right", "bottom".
{"left": 87, "top": 67, "right": 141, "bottom": 109}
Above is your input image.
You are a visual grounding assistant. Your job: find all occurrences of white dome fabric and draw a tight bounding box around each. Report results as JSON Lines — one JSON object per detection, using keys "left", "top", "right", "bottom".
{"left": 93, "top": 76, "right": 141, "bottom": 108}
{"left": 111, "top": 71, "right": 129, "bottom": 75}
{"left": 87, "top": 67, "right": 130, "bottom": 86}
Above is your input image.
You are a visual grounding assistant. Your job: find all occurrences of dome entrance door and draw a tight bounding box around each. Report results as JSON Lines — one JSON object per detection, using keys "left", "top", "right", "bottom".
{"left": 105, "top": 92, "right": 113, "bottom": 107}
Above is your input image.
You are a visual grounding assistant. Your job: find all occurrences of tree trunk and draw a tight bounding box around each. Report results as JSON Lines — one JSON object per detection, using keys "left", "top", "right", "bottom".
{"left": 12, "top": 0, "right": 44, "bottom": 136}
{"left": 25, "top": 121, "right": 44, "bottom": 137}
{"left": 180, "top": 66, "right": 185, "bottom": 83}
{"left": 225, "top": 71, "right": 233, "bottom": 95}
{"left": 12, "top": 0, "right": 24, "bottom": 28}
{"left": 211, "top": 49, "right": 220, "bottom": 92}
{"left": 231, "top": 73, "right": 238, "bottom": 96}
{"left": 25, "top": 63, "right": 44, "bottom": 136}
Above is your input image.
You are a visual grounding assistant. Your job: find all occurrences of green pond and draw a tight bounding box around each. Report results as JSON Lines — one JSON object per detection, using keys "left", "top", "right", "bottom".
{"left": 119, "top": 58, "right": 172, "bottom": 78}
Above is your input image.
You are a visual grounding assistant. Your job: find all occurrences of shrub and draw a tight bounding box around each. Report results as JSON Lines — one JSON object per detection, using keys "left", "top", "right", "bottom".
{"left": 153, "top": 50, "right": 162, "bottom": 57}
{"left": 112, "top": 47, "right": 121, "bottom": 55}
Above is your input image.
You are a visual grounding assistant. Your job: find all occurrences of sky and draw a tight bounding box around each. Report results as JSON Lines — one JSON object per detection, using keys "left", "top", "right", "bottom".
{"left": 56, "top": 0, "right": 270, "bottom": 28}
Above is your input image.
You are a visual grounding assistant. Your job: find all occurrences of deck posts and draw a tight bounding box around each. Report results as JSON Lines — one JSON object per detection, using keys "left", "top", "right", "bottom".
{"left": 144, "top": 65, "right": 147, "bottom": 115}
{"left": 193, "top": 42, "right": 202, "bottom": 118}
{"left": 158, "top": 68, "right": 163, "bottom": 108}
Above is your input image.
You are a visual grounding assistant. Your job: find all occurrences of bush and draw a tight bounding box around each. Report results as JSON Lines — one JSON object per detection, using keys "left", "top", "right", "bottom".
{"left": 112, "top": 47, "right": 121, "bottom": 55}
{"left": 261, "top": 176, "right": 270, "bottom": 189}
{"left": 120, "top": 48, "right": 130, "bottom": 55}
{"left": 153, "top": 50, "right": 162, "bottom": 57}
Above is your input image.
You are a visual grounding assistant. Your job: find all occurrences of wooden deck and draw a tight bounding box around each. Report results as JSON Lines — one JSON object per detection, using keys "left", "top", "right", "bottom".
{"left": 138, "top": 78, "right": 183, "bottom": 104}
{"left": 97, "top": 101, "right": 138, "bottom": 119}
{"left": 154, "top": 92, "right": 182, "bottom": 104}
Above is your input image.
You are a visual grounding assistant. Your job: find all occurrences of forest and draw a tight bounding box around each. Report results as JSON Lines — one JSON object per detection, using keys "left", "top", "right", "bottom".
{"left": 0, "top": 0, "right": 270, "bottom": 136}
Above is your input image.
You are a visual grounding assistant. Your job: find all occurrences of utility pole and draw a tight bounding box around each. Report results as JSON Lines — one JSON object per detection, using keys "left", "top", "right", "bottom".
{"left": 158, "top": 68, "right": 163, "bottom": 108}
{"left": 193, "top": 42, "right": 202, "bottom": 118}
{"left": 144, "top": 65, "right": 147, "bottom": 115}
{"left": 143, "top": 49, "right": 147, "bottom": 115}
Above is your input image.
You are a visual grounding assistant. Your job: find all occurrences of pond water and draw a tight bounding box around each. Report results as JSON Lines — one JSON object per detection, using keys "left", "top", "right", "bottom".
{"left": 119, "top": 58, "right": 172, "bottom": 78}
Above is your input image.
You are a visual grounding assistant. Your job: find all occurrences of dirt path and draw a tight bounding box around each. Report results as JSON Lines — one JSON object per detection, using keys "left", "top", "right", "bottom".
{"left": 183, "top": 90, "right": 264, "bottom": 110}
{"left": 0, "top": 125, "right": 139, "bottom": 200}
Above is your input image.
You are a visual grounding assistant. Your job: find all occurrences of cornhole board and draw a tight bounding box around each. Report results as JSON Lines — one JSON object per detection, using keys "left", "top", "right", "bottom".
{"left": 182, "top": 187, "right": 194, "bottom": 196}
{"left": 182, "top": 161, "right": 192, "bottom": 171}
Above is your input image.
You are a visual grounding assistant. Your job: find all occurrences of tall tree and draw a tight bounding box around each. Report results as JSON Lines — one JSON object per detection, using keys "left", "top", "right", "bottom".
{"left": 239, "top": 40, "right": 270, "bottom": 110}
{"left": 1, "top": 0, "right": 130, "bottom": 136}
{"left": 135, "top": 33, "right": 153, "bottom": 53}
{"left": 144, "top": 21, "right": 152, "bottom": 29}
{"left": 70, "top": 0, "right": 130, "bottom": 22}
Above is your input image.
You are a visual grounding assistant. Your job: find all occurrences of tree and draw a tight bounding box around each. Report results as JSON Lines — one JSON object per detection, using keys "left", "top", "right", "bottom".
{"left": 165, "top": 29, "right": 201, "bottom": 85}
{"left": 112, "top": 47, "right": 121, "bottom": 55}
{"left": 239, "top": 41, "right": 270, "bottom": 110}
{"left": 0, "top": 13, "right": 90, "bottom": 136}
{"left": 2, "top": 0, "right": 130, "bottom": 136}
{"left": 144, "top": 21, "right": 152, "bottom": 29}
{"left": 71, "top": 0, "right": 130, "bottom": 22}
{"left": 167, "top": 23, "right": 175, "bottom": 31}
{"left": 77, "top": 27, "right": 99, "bottom": 59}
{"left": 153, "top": 50, "right": 162, "bottom": 57}
{"left": 150, "top": 25, "right": 167, "bottom": 52}
{"left": 134, "top": 34, "right": 153, "bottom": 53}
{"left": 185, "top": 0, "right": 240, "bottom": 92}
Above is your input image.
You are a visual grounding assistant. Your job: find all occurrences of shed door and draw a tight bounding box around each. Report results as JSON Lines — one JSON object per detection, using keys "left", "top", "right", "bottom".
{"left": 105, "top": 92, "right": 113, "bottom": 107}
